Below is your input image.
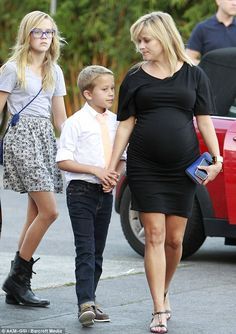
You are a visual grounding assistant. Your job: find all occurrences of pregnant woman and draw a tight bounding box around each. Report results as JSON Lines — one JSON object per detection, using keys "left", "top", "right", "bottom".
{"left": 108, "top": 11, "right": 222, "bottom": 333}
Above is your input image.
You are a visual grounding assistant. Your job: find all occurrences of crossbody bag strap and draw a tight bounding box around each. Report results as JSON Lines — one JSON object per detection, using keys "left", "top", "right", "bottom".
{"left": 1, "top": 87, "right": 43, "bottom": 140}
{"left": 11, "top": 87, "right": 43, "bottom": 126}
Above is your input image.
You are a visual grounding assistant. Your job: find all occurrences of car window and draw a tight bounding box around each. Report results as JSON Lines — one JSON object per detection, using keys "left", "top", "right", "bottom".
{"left": 228, "top": 98, "right": 236, "bottom": 118}
{"left": 199, "top": 48, "right": 236, "bottom": 118}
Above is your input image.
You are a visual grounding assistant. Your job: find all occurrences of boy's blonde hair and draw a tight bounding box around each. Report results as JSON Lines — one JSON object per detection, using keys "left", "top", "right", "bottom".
{"left": 77, "top": 65, "right": 113, "bottom": 97}
{"left": 1, "top": 10, "right": 64, "bottom": 90}
{"left": 130, "top": 11, "right": 193, "bottom": 75}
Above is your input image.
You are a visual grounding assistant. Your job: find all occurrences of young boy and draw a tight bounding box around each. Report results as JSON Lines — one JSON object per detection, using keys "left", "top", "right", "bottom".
{"left": 56, "top": 65, "right": 125, "bottom": 327}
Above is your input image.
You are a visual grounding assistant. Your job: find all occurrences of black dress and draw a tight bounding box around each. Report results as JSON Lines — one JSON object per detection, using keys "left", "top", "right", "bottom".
{"left": 117, "top": 63, "right": 216, "bottom": 218}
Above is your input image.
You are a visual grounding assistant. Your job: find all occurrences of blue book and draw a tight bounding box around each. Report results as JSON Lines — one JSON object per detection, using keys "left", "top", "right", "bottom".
{"left": 185, "top": 152, "right": 212, "bottom": 184}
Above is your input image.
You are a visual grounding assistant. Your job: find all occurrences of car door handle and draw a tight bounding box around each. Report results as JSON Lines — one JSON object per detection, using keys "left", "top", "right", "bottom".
{"left": 233, "top": 137, "right": 236, "bottom": 141}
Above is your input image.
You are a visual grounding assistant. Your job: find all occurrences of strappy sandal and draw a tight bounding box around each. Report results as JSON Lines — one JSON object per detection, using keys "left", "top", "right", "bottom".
{"left": 150, "top": 311, "right": 168, "bottom": 333}
{"left": 164, "top": 291, "right": 172, "bottom": 321}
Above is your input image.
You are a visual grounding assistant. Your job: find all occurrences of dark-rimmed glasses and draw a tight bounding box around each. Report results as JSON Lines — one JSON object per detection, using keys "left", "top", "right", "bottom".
{"left": 30, "top": 29, "right": 55, "bottom": 39}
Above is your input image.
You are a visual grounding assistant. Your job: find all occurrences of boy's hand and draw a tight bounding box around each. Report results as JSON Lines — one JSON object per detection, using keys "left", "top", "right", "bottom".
{"left": 94, "top": 167, "right": 119, "bottom": 185}
{"left": 102, "top": 177, "right": 117, "bottom": 193}
{"left": 102, "top": 183, "right": 114, "bottom": 193}
{"left": 102, "top": 169, "right": 120, "bottom": 192}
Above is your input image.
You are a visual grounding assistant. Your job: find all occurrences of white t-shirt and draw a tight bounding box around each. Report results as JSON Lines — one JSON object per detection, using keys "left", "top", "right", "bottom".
{"left": 0, "top": 61, "right": 66, "bottom": 118}
{"left": 56, "top": 102, "right": 126, "bottom": 185}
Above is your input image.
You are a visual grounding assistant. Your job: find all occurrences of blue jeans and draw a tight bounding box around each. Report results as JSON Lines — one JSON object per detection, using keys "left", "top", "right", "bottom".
{"left": 66, "top": 180, "right": 113, "bottom": 306}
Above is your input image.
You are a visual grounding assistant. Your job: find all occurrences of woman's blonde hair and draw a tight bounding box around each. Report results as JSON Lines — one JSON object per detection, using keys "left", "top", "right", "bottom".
{"left": 130, "top": 11, "right": 193, "bottom": 74}
{"left": 3, "top": 10, "right": 64, "bottom": 90}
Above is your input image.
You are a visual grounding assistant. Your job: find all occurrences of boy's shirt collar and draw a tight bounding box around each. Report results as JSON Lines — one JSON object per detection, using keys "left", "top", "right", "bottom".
{"left": 84, "top": 102, "right": 109, "bottom": 117}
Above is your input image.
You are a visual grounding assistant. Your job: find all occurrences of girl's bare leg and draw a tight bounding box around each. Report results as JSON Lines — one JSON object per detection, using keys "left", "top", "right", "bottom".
{"left": 19, "top": 191, "right": 58, "bottom": 261}
{"left": 18, "top": 195, "right": 38, "bottom": 250}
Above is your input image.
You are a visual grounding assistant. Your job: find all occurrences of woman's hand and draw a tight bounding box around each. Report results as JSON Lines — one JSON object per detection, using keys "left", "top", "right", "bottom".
{"left": 102, "top": 183, "right": 114, "bottom": 193}
{"left": 102, "top": 169, "right": 120, "bottom": 193}
{"left": 94, "top": 167, "right": 119, "bottom": 186}
{"left": 198, "top": 162, "right": 222, "bottom": 186}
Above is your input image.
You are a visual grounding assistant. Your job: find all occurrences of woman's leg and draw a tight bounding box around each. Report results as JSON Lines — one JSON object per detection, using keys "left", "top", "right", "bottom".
{"left": 19, "top": 191, "right": 58, "bottom": 261}
{"left": 164, "top": 215, "right": 188, "bottom": 316}
{"left": 140, "top": 212, "right": 167, "bottom": 332}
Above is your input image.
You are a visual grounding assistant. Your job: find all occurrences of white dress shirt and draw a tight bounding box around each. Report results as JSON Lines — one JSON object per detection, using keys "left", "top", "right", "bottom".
{"left": 56, "top": 102, "right": 126, "bottom": 185}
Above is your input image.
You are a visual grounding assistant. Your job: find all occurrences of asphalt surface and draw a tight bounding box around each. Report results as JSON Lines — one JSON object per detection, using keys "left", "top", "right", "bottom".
{"left": 0, "top": 166, "right": 236, "bottom": 333}
{"left": 0, "top": 257, "right": 236, "bottom": 334}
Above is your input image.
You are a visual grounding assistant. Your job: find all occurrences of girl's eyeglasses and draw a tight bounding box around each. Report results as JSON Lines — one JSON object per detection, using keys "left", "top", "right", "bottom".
{"left": 30, "top": 29, "right": 55, "bottom": 39}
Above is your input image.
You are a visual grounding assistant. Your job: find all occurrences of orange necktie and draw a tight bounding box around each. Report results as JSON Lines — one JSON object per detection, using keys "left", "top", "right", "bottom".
{"left": 96, "top": 113, "right": 112, "bottom": 168}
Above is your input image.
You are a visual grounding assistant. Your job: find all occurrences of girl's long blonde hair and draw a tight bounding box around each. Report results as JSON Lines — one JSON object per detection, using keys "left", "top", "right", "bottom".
{"left": 3, "top": 10, "right": 64, "bottom": 90}
{"left": 130, "top": 11, "right": 193, "bottom": 74}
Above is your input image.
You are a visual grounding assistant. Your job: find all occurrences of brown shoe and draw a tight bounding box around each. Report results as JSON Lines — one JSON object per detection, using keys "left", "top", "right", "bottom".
{"left": 94, "top": 305, "right": 111, "bottom": 322}
{"left": 78, "top": 303, "right": 96, "bottom": 327}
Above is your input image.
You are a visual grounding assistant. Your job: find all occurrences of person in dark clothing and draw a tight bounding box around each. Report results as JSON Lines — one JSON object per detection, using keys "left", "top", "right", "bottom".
{"left": 186, "top": 0, "right": 236, "bottom": 64}
{"left": 108, "top": 11, "right": 222, "bottom": 333}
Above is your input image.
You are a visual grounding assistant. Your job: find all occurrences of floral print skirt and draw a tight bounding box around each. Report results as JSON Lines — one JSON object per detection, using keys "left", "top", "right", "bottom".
{"left": 3, "top": 115, "right": 63, "bottom": 193}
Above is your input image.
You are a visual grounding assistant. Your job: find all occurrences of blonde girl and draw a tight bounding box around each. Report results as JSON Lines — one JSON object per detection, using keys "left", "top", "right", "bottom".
{"left": 0, "top": 10, "right": 67, "bottom": 307}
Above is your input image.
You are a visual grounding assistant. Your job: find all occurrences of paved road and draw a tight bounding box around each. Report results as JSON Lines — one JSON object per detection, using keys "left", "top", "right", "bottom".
{"left": 0, "top": 188, "right": 144, "bottom": 290}
{"left": 0, "top": 175, "right": 236, "bottom": 333}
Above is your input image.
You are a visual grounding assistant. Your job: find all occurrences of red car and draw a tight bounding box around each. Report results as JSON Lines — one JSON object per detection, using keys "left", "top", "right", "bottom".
{"left": 115, "top": 48, "right": 236, "bottom": 259}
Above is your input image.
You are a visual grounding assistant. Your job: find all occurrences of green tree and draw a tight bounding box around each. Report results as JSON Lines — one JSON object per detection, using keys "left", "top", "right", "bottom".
{"left": 0, "top": 0, "right": 217, "bottom": 115}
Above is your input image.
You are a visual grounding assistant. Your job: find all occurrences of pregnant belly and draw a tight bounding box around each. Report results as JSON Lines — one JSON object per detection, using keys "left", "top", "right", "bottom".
{"left": 129, "top": 112, "right": 199, "bottom": 164}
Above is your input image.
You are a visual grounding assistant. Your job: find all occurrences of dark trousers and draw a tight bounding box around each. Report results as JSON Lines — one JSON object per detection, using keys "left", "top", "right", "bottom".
{"left": 66, "top": 180, "right": 113, "bottom": 306}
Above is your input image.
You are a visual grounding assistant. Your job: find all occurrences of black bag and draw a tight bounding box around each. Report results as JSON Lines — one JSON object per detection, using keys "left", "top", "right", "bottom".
{"left": 0, "top": 88, "right": 42, "bottom": 165}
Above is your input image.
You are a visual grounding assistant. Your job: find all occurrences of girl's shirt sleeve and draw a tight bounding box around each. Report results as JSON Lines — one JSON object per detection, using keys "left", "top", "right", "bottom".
{"left": 0, "top": 62, "right": 17, "bottom": 93}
